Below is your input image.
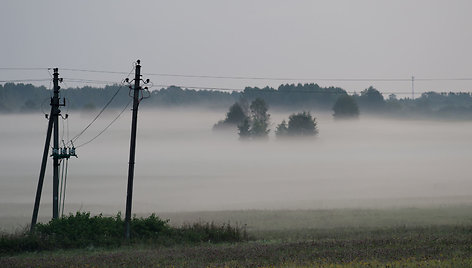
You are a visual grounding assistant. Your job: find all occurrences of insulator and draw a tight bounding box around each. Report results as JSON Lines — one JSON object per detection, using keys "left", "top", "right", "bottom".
{"left": 70, "top": 147, "right": 77, "bottom": 157}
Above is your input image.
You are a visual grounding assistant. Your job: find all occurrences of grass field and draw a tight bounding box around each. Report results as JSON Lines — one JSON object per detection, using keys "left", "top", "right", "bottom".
{"left": 1, "top": 206, "right": 472, "bottom": 267}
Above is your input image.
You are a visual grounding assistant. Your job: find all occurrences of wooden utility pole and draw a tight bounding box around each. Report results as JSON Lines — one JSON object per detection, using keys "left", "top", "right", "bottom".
{"left": 31, "top": 68, "right": 64, "bottom": 231}
{"left": 125, "top": 60, "right": 149, "bottom": 239}
{"left": 52, "top": 69, "right": 60, "bottom": 219}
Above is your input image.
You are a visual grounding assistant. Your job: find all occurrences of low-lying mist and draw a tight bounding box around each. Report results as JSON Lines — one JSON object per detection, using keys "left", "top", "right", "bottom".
{"left": 1, "top": 108, "right": 472, "bottom": 227}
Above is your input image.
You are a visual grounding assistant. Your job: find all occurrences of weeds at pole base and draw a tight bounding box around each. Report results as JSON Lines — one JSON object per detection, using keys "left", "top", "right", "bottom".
{"left": 0, "top": 211, "right": 249, "bottom": 255}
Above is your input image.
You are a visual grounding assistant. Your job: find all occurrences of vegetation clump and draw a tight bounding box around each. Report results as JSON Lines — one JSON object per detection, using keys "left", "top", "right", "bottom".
{"left": 214, "top": 98, "right": 271, "bottom": 140}
{"left": 213, "top": 102, "right": 247, "bottom": 130}
{"left": 238, "top": 98, "right": 270, "bottom": 139}
{"left": 0, "top": 212, "right": 248, "bottom": 255}
{"left": 276, "top": 111, "right": 318, "bottom": 138}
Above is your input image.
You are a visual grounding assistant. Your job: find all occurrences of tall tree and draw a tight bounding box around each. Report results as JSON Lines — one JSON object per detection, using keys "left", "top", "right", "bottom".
{"left": 249, "top": 98, "right": 270, "bottom": 138}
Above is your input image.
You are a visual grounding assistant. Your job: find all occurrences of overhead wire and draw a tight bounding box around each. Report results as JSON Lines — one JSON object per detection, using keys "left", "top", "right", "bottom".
{"left": 61, "top": 68, "right": 129, "bottom": 75}
{"left": 62, "top": 78, "right": 121, "bottom": 85}
{"left": 68, "top": 66, "right": 135, "bottom": 146}
{"left": 150, "top": 84, "right": 469, "bottom": 96}
{"left": 59, "top": 158, "right": 69, "bottom": 218}
{"left": 0, "top": 67, "right": 50, "bottom": 71}
{"left": 41, "top": 67, "right": 472, "bottom": 82}
{"left": 3, "top": 66, "right": 472, "bottom": 81}
{"left": 59, "top": 157, "right": 66, "bottom": 215}
{"left": 68, "top": 84, "right": 125, "bottom": 144}
{"left": 0, "top": 78, "right": 51, "bottom": 83}
{"left": 76, "top": 99, "right": 132, "bottom": 148}
{"left": 61, "top": 158, "right": 68, "bottom": 217}
{"left": 2, "top": 66, "right": 472, "bottom": 97}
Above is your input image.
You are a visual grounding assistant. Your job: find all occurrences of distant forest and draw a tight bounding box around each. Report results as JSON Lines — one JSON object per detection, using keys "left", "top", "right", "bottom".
{"left": 2, "top": 82, "right": 472, "bottom": 119}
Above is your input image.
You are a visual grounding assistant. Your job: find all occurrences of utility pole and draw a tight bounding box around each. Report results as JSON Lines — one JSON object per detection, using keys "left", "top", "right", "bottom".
{"left": 52, "top": 69, "right": 61, "bottom": 219}
{"left": 31, "top": 68, "right": 64, "bottom": 231}
{"left": 411, "top": 76, "right": 415, "bottom": 99}
{"left": 125, "top": 60, "right": 150, "bottom": 239}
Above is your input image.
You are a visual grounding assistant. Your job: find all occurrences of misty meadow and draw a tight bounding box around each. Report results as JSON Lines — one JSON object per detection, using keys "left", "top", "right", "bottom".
{"left": 2, "top": 0, "right": 472, "bottom": 266}
{"left": 2, "top": 103, "right": 472, "bottom": 266}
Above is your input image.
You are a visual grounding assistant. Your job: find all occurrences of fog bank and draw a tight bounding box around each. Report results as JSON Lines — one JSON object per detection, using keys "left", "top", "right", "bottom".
{"left": 1, "top": 109, "right": 472, "bottom": 228}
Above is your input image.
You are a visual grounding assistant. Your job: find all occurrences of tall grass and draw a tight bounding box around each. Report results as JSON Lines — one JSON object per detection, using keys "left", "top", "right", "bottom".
{"left": 0, "top": 212, "right": 248, "bottom": 255}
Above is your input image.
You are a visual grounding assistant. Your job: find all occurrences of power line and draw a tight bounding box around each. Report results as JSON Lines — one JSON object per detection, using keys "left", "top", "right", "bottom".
{"left": 415, "top": 78, "right": 472, "bottom": 81}
{"left": 0, "top": 67, "right": 50, "bottom": 71}
{"left": 68, "top": 85, "right": 125, "bottom": 144}
{"left": 61, "top": 68, "right": 129, "bottom": 75}
{"left": 62, "top": 78, "right": 120, "bottom": 85}
{"left": 68, "top": 67, "right": 135, "bottom": 145}
{"left": 146, "top": 73, "right": 415, "bottom": 82}
{"left": 1, "top": 77, "right": 470, "bottom": 96}
{"left": 11, "top": 66, "right": 472, "bottom": 82}
{"left": 56, "top": 68, "right": 472, "bottom": 81}
{"left": 0, "top": 78, "right": 51, "bottom": 83}
{"left": 76, "top": 99, "right": 132, "bottom": 148}
{"left": 57, "top": 69, "right": 472, "bottom": 82}
{"left": 151, "top": 84, "right": 472, "bottom": 95}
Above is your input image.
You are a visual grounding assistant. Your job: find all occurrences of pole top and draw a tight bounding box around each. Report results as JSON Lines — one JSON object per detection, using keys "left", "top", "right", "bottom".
{"left": 136, "top": 59, "right": 141, "bottom": 65}
{"left": 53, "top": 68, "right": 58, "bottom": 73}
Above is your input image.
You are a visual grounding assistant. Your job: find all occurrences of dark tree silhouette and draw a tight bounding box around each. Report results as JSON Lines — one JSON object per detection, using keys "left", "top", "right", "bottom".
{"left": 276, "top": 111, "right": 318, "bottom": 138}
{"left": 333, "top": 95, "right": 359, "bottom": 118}
{"left": 237, "top": 117, "right": 251, "bottom": 139}
{"left": 275, "top": 120, "right": 288, "bottom": 137}
{"left": 213, "top": 102, "right": 247, "bottom": 130}
{"left": 249, "top": 98, "right": 270, "bottom": 138}
{"left": 357, "top": 86, "right": 385, "bottom": 111}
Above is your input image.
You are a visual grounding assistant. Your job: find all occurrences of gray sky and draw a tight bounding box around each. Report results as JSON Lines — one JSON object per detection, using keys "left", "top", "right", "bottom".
{"left": 1, "top": 0, "right": 471, "bottom": 96}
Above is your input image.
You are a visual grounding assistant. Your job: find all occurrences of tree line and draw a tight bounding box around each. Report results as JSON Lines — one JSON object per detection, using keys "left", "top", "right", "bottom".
{"left": 2, "top": 82, "right": 472, "bottom": 119}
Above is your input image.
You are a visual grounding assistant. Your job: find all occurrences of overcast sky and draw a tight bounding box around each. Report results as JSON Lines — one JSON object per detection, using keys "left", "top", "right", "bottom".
{"left": 1, "top": 0, "right": 471, "bottom": 96}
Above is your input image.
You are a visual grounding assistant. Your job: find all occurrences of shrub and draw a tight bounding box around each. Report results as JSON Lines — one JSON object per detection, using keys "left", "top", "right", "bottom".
{"left": 276, "top": 111, "right": 318, "bottom": 138}
{"left": 0, "top": 212, "right": 247, "bottom": 255}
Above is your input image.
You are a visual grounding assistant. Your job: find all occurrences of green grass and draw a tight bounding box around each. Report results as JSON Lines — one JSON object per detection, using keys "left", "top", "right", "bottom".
{"left": 0, "top": 212, "right": 247, "bottom": 255}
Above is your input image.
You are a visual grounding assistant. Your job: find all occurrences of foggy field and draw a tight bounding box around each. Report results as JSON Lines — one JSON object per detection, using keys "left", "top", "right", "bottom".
{"left": 2, "top": 1, "right": 472, "bottom": 266}
{"left": 2, "top": 108, "right": 472, "bottom": 266}
{"left": 1, "top": 108, "right": 472, "bottom": 231}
